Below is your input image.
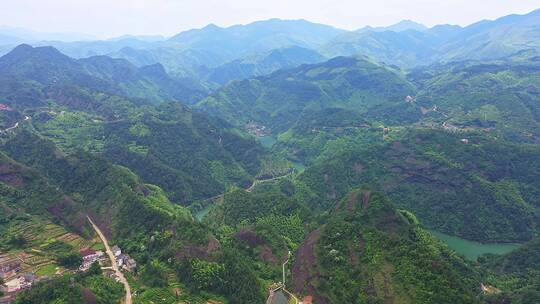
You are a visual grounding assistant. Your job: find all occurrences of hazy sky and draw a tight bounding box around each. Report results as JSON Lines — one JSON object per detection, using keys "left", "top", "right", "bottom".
{"left": 1, "top": 0, "right": 539, "bottom": 38}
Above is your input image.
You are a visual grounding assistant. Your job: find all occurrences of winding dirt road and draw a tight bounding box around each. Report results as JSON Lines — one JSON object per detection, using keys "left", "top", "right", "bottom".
{"left": 2, "top": 115, "right": 30, "bottom": 132}
{"left": 87, "top": 216, "right": 132, "bottom": 304}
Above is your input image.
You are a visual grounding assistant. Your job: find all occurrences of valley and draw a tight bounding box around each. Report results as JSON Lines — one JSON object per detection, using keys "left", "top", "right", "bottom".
{"left": 1, "top": 5, "right": 540, "bottom": 304}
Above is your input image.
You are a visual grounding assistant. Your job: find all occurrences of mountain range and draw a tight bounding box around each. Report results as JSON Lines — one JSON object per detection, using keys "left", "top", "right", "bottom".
{"left": 1, "top": 7, "right": 540, "bottom": 304}
{"left": 0, "top": 9, "right": 537, "bottom": 86}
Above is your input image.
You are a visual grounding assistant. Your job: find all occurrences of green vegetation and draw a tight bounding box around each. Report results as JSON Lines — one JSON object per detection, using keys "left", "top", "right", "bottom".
{"left": 296, "top": 129, "right": 540, "bottom": 242}
{"left": 410, "top": 59, "right": 540, "bottom": 142}
{"left": 35, "top": 264, "right": 59, "bottom": 276}
{"left": 197, "top": 56, "right": 414, "bottom": 132}
{"left": 294, "top": 189, "right": 480, "bottom": 303}
{"left": 140, "top": 260, "right": 168, "bottom": 288}
{"left": 2, "top": 16, "right": 540, "bottom": 303}
{"left": 177, "top": 249, "right": 266, "bottom": 304}
{"left": 480, "top": 238, "right": 540, "bottom": 303}
{"left": 14, "top": 265, "right": 124, "bottom": 304}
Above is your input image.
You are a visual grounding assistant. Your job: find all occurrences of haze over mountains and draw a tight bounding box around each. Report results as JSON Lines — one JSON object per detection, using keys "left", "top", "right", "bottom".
{"left": 1, "top": 6, "right": 540, "bottom": 304}
{"left": 1, "top": 8, "right": 539, "bottom": 84}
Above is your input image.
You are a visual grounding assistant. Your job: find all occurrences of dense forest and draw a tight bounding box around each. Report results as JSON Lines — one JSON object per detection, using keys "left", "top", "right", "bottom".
{"left": 1, "top": 7, "right": 540, "bottom": 304}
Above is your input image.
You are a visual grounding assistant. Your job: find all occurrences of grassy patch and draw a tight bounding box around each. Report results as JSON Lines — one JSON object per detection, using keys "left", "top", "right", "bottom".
{"left": 36, "top": 263, "right": 59, "bottom": 276}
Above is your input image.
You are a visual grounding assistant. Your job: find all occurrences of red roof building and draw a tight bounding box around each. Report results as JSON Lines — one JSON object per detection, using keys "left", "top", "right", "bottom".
{"left": 0, "top": 104, "right": 12, "bottom": 111}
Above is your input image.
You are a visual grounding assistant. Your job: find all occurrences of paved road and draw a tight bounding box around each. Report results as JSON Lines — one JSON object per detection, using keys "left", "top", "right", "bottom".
{"left": 87, "top": 216, "right": 132, "bottom": 304}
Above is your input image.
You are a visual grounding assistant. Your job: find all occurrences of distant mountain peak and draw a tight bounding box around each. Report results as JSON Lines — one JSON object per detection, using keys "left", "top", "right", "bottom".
{"left": 357, "top": 20, "right": 427, "bottom": 33}
{"left": 6, "top": 44, "right": 67, "bottom": 60}
{"left": 388, "top": 20, "right": 428, "bottom": 31}
{"left": 11, "top": 43, "right": 33, "bottom": 52}
{"left": 202, "top": 23, "right": 221, "bottom": 30}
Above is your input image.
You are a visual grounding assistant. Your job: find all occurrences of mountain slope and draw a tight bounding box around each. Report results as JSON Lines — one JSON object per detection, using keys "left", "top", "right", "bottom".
{"left": 0, "top": 129, "right": 268, "bottom": 303}
{"left": 197, "top": 56, "right": 415, "bottom": 132}
{"left": 0, "top": 45, "right": 274, "bottom": 203}
{"left": 409, "top": 58, "right": 540, "bottom": 142}
{"left": 0, "top": 151, "right": 88, "bottom": 235}
{"left": 322, "top": 9, "right": 540, "bottom": 68}
{"left": 481, "top": 238, "right": 540, "bottom": 303}
{"left": 357, "top": 20, "right": 428, "bottom": 33}
{"left": 320, "top": 30, "right": 438, "bottom": 68}
{"left": 297, "top": 129, "right": 540, "bottom": 242}
{"left": 291, "top": 189, "right": 480, "bottom": 303}
{"left": 205, "top": 46, "right": 326, "bottom": 85}
{"left": 169, "top": 19, "right": 344, "bottom": 57}
{"left": 0, "top": 44, "right": 207, "bottom": 106}
{"left": 439, "top": 9, "right": 540, "bottom": 62}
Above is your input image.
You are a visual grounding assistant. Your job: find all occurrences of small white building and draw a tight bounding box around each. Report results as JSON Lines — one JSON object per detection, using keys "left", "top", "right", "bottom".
{"left": 111, "top": 245, "right": 121, "bottom": 257}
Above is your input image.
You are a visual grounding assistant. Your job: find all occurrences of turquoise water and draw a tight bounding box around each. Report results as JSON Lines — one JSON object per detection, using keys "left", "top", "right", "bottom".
{"left": 292, "top": 161, "right": 306, "bottom": 173}
{"left": 429, "top": 230, "right": 521, "bottom": 261}
{"left": 258, "top": 136, "right": 277, "bottom": 148}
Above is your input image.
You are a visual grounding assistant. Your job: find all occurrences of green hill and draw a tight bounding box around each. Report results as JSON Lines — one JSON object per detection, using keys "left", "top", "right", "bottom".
{"left": 0, "top": 46, "right": 274, "bottom": 202}
{"left": 291, "top": 189, "right": 480, "bottom": 303}
{"left": 0, "top": 44, "right": 207, "bottom": 107}
{"left": 206, "top": 46, "right": 326, "bottom": 85}
{"left": 296, "top": 129, "right": 540, "bottom": 242}
{"left": 197, "top": 56, "right": 415, "bottom": 132}
{"left": 321, "top": 9, "right": 540, "bottom": 68}
{"left": 481, "top": 238, "right": 540, "bottom": 303}
{"left": 409, "top": 58, "right": 540, "bottom": 142}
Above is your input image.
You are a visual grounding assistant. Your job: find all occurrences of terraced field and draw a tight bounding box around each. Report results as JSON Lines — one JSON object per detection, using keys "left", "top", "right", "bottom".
{"left": 0, "top": 216, "right": 98, "bottom": 280}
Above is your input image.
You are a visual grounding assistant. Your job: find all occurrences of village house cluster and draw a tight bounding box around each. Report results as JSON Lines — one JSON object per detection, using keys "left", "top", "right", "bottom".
{"left": 0, "top": 269, "right": 44, "bottom": 304}
{"left": 0, "top": 245, "right": 137, "bottom": 304}
{"left": 0, "top": 262, "right": 21, "bottom": 280}
{"left": 245, "top": 121, "right": 271, "bottom": 137}
{"left": 0, "top": 104, "right": 12, "bottom": 111}
{"left": 111, "top": 245, "right": 137, "bottom": 273}
{"left": 79, "top": 246, "right": 136, "bottom": 273}
{"left": 79, "top": 248, "right": 106, "bottom": 271}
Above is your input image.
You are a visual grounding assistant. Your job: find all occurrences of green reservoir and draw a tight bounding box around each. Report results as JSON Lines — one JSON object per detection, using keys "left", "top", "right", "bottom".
{"left": 258, "top": 136, "right": 277, "bottom": 148}
{"left": 292, "top": 161, "right": 306, "bottom": 173}
{"left": 429, "top": 230, "right": 521, "bottom": 261}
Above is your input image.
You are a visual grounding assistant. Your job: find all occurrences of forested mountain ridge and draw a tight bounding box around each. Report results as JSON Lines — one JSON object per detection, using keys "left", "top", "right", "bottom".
{"left": 167, "top": 19, "right": 344, "bottom": 57}
{"left": 0, "top": 44, "right": 207, "bottom": 106}
{"left": 0, "top": 130, "right": 261, "bottom": 303}
{"left": 2, "top": 8, "right": 540, "bottom": 304}
{"left": 1, "top": 10, "right": 539, "bottom": 87}
{"left": 291, "top": 189, "right": 481, "bottom": 303}
{"left": 205, "top": 46, "right": 326, "bottom": 85}
{"left": 0, "top": 45, "right": 277, "bottom": 203}
{"left": 322, "top": 9, "right": 540, "bottom": 68}
{"left": 408, "top": 57, "right": 540, "bottom": 142}
{"left": 295, "top": 128, "right": 540, "bottom": 242}
{"left": 197, "top": 56, "right": 415, "bottom": 132}
{"left": 480, "top": 238, "right": 540, "bottom": 303}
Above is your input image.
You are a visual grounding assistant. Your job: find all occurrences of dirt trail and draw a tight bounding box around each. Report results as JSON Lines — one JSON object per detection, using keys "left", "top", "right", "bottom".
{"left": 2, "top": 115, "right": 30, "bottom": 132}
{"left": 246, "top": 173, "right": 292, "bottom": 192}
{"left": 87, "top": 216, "right": 132, "bottom": 304}
{"left": 204, "top": 172, "right": 292, "bottom": 202}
